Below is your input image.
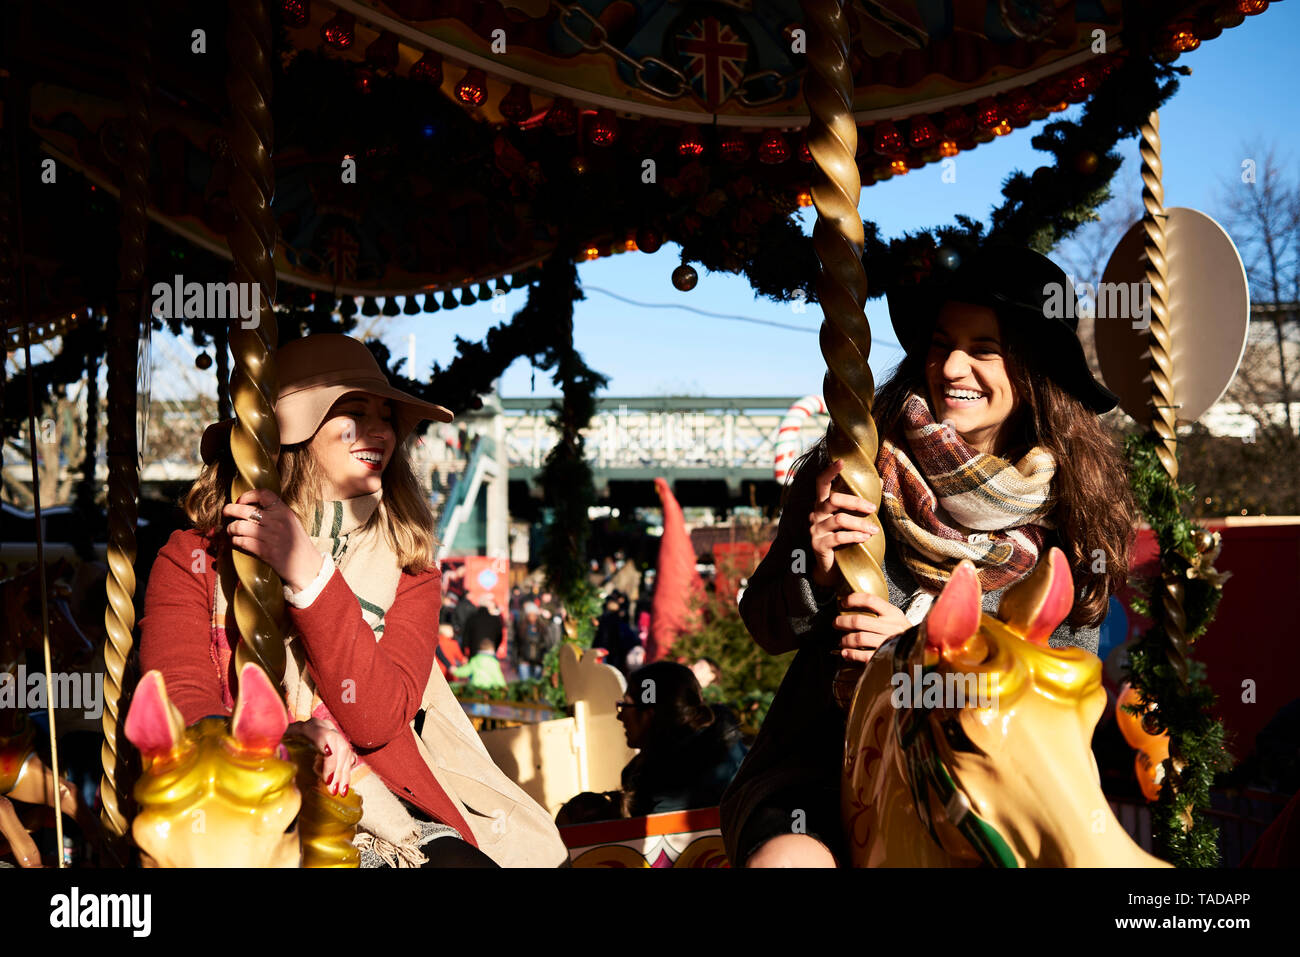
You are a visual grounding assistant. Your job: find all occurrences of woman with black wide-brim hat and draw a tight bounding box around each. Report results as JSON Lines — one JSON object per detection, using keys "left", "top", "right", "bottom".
{"left": 720, "top": 246, "right": 1137, "bottom": 867}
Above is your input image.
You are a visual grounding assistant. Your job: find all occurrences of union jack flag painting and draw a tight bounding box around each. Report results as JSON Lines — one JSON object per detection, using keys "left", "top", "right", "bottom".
{"left": 325, "top": 225, "right": 360, "bottom": 283}
{"left": 674, "top": 15, "right": 751, "bottom": 111}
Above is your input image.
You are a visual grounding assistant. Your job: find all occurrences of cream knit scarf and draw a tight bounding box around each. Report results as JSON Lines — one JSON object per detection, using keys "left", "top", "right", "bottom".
{"left": 213, "top": 489, "right": 446, "bottom": 867}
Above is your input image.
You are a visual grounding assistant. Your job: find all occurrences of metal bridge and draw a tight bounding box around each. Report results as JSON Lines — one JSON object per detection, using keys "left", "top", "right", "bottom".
{"left": 496, "top": 396, "right": 828, "bottom": 496}
{"left": 437, "top": 394, "right": 826, "bottom": 556}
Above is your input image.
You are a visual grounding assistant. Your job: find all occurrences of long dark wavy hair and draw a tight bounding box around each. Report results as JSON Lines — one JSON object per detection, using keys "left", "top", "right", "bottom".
{"left": 789, "top": 312, "right": 1136, "bottom": 629}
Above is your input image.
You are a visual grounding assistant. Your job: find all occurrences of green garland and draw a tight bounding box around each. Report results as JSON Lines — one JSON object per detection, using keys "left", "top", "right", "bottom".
{"left": 538, "top": 578, "right": 601, "bottom": 711}
{"left": 1122, "top": 433, "right": 1232, "bottom": 867}
{"left": 671, "top": 583, "right": 793, "bottom": 733}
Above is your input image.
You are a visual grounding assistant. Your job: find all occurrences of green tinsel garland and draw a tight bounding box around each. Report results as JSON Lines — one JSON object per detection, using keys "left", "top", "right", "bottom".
{"left": 1122, "top": 433, "right": 1232, "bottom": 867}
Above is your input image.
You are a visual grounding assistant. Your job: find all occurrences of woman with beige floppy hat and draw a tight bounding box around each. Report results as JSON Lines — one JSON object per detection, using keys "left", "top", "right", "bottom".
{"left": 139, "top": 334, "right": 568, "bottom": 867}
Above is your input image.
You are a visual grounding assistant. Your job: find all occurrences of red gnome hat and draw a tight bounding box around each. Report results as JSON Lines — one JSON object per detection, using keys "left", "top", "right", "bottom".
{"left": 648, "top": 477, "right": 704, "bottom": 661}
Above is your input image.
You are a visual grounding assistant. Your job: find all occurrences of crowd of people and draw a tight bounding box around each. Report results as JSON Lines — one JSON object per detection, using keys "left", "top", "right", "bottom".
{"left": 436, "top": 552, "right": 663, "bottom": 690}
{"left": 436, "top": 572, "right": 563, "bottom": 689}
{"left": 436, "top": 552, "right": 748, "bottom": 825}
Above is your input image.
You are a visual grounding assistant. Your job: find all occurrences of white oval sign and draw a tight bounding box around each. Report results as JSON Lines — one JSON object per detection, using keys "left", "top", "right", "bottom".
{"left": 1095, "top": 207, "right": 1250, "bottom": 427}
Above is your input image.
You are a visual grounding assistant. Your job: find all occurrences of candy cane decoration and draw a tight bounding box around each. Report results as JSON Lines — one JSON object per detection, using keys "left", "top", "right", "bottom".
{"left": 774, "top": 394, "right": 827, "bottom": 484}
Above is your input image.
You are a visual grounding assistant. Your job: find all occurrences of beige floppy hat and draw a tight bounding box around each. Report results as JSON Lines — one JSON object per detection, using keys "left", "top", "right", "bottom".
{"left": 200, "top": 334, "right": 453, "bottom": 465}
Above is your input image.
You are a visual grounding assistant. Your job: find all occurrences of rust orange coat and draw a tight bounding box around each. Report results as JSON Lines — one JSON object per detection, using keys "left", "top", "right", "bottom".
{"left": 139, "top": 527, "right": 475, "bottom": 844}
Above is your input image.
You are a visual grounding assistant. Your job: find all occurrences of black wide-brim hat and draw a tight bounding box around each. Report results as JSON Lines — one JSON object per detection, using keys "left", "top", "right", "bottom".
{"left": 885, "top": 246, "right": 1119, "bottom": 414}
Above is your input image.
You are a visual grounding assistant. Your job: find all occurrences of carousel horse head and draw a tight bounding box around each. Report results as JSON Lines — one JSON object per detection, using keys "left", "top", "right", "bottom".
{"left": 125, "top": 664, "right": 361, "bottom": 868}
{"left": 842, "top": 548, "right": 1168, "bottom": 867}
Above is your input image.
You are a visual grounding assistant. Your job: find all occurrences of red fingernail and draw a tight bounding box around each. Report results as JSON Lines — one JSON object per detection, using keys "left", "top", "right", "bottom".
{"left": 342, "top": 785, "right": 348, "bottom": 796}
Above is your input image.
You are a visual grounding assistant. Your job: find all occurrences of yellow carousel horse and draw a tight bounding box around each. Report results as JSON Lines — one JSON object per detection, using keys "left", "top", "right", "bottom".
{"left": 0, "top": 563, "right": 102, "bottom": 866}
{"left": 124, "top": 664, "right": 361, "bottom": 867}
{"left": 842, "top": 548, "right": 1168, "bottom": 867}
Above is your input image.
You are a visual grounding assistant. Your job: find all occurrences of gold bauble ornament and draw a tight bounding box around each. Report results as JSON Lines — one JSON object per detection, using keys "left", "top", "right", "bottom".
{"left": 1192, "top": 527, "right": 1216, "bottom": 553}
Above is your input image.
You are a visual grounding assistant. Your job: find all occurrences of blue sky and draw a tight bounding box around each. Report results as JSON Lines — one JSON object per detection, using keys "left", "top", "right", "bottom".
{"left": 370, "top": 4, "right": 1298, "bottom": 403}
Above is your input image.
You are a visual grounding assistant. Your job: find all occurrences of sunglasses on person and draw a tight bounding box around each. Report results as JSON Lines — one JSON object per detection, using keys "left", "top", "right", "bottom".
{"left": 615, "top": 700, "right": 651, "bottom": 714}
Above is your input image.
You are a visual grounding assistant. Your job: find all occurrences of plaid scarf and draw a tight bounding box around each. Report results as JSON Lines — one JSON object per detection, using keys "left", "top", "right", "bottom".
{"left": 875, "top": 392, "right": 1057, "bottom": 594}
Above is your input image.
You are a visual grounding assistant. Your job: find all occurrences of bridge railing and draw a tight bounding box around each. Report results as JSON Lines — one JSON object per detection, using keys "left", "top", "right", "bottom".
{"left": 499, "top": 397, "right": 828, "bottom": 476}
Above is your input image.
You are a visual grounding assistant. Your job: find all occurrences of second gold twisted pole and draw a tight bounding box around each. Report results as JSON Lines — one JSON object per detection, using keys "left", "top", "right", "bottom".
{"left": 802, "top": 0, "right": 888, "bottom": 706}
{"left": 100, "top": 0, "right": 152, "bottom": 841}
{"left": 224, "top": 0, "right": 286, "bottom": 684}
{"left": 1140, "top": 111, "right": 1190, "bottom": 688}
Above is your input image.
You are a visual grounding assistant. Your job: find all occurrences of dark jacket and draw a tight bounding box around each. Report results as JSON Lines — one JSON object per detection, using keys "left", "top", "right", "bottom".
{"left": 592, "top": 610, "right": 638, "bottom": 673}
{"left": 622, "top": 706, "right": 748, "bottom": 818}
{"left": 513, "top": 614, "right": 558, "bottom": 666}
{"left": 463, "top": 607, "right": 504, "bottom": 655}
{"left": 718, "top": 447, "right": 1100, "bottom": 865}
{"left": 451, "top": 596, "right": 477, "bottom": 652}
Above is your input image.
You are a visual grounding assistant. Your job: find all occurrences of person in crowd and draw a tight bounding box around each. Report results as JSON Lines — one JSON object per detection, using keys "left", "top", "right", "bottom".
{"left": 609, "top": 552, "right": 641, "bottom": 603}
{"left": 513, "top": 601, "right": 553, "bottom": 681}
{"left": 613, "top": 590, "right": 631, "bottom": 622}
{"left": 721, "top": 247, "right": 1136, "bottom": 867}
{"left": 634, "top": 595, "right": 652, "bottom": 648}
{"left": 451, "top": 585, "right": 479, "bottom": 657}
{"left": 452, "top": 636, "right": 508, "bottom": 692}
{"left": 439, "top": 592, "right": 458, "bottom": 629}
{"left": 462, "top": 592, "right": 505, "bottom": 662}
{"left": 142, "top": 333, "right": 566, "bottom": 867}
{"left": 554, "top": 790, "right": 621, "bottom": 826}
{"left": 616, "top": 662, "right": 747, "bottom": 817}
{"left": 592, "top": 594, "right": 638, "bottom": 673}
{"left": 434, "top": 623, "right": 468, "bottom": 681}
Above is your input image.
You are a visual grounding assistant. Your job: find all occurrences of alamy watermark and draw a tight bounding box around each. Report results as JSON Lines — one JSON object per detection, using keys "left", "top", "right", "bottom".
{"left": 1044, "top": 278, "right": 1151, "bottom": 330}
{"left": 890, "top": 664, "right": 997, "bottom": 710}
{"left": 0, "top": 666, "right": 103, "bottom": 720}
{"left": 49, "top": 887, "right": 151, "bottom": 937}
{"left": 151, "top": 275, "right": 259, "bottom": 328}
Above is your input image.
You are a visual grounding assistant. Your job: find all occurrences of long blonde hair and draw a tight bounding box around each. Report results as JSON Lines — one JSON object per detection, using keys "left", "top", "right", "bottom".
{"left": 183, "top": 433, "right": 438, "bottom": 575}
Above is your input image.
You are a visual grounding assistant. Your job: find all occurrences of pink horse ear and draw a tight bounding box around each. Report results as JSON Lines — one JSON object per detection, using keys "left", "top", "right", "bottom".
{"left": 230, "top": 663, "right": 289, "bottom": 754}
{"left": 124, "top": 671, "right": 187, "bottom": 757}
{"left": 997, "top": 547, "right": 1074, "bottom": 646}
{"left": 925, "top": 560, "right": 982, "bottom": 653}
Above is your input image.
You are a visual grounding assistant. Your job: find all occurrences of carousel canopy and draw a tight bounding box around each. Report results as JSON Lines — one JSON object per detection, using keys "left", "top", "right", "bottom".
{"left": 6, "top": 0, "right": 1264, "bottom": 322}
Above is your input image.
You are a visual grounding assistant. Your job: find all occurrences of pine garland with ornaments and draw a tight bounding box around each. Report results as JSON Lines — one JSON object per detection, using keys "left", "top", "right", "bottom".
{"left": 1122, "top": 433, "right": 1232, "bottom": 868}
{"left": 672, "top": 34, "right": 1184, "bottom": 305}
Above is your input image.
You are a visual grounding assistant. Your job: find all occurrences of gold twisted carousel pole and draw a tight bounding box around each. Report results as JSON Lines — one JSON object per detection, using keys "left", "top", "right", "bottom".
{"left": 803, "top": 0, "right": 888, "bottom": 707}
{"left": 224, "top": 0, "right": 286, "bottom": 683}
{"left": 7, "top": 59, "right": 70, "bottom": 864}
{"left": 100, "top": 0, "right": 152, "bottom": 842}
{"left": 1139, "top": 111, "right": 1190, "bottom": 690}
